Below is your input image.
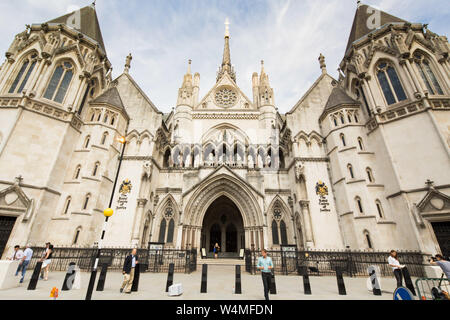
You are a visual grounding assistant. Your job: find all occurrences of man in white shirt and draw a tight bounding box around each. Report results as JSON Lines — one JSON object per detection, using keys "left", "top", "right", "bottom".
{"left": 16, "top": 244, "right": 33, "bottom": 283}
{"left": 8, "top": 245, "right": 24, "bottom": 261}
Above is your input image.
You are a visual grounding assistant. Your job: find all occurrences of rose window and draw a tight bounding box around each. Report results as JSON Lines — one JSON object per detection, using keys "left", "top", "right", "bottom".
{"left": 214, "top": 88, "right": 237, "bottom": 108}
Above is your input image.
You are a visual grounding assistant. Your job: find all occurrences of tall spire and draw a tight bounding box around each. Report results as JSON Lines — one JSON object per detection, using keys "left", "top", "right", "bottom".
{"left": 217, "top": 18, "right": 236, "bottom": 83}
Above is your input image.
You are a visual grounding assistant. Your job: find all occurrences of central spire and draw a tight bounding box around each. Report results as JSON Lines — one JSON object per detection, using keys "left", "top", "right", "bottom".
{"left": 217, "top": 18, "right": 236, "bottom": 83}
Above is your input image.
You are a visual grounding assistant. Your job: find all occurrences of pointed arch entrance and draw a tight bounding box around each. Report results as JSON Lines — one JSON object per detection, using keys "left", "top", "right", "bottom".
{"left": 200, "top": 195, "right": 244, "bottom": 256}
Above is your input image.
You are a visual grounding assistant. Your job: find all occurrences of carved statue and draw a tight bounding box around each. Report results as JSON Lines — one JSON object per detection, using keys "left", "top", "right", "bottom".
{"left": 258, "top": 153, "right": 264, "bottom": 168}
{"left": 208, "top": 152, "right": 214, "bottom": 165}
{"left": 236, "top": 152, "right": 242, "bottom": 165}
{"left": 295, "top": 161, "right": 304, "bottom": 181}
{"left": 266, "top": 155, "right": 272, "bottom": 168}
{"left": 247, "top": 154, "right": 254, "bottom": 168}
{"left": 143, "top": 161, "right": 152, "bottom": 179}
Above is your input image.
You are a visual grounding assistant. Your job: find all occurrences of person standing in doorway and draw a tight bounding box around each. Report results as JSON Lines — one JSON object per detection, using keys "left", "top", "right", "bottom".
{"left": 213, "top": 243, "right": 220, "bottom": 259}
{"left": 388, "top": 250, "right": 405, "bottom": 288}
{"left": 18, "top": 244, "right": 33, "bottom": 283}
{"left": 39, "top": 243, "right": 53, "bottom": 281}
{"left": 257, "top": 249, "right": 273, "bottom": 300}
{"left": 120, "top": 248, "right": 139, "bottom": 294}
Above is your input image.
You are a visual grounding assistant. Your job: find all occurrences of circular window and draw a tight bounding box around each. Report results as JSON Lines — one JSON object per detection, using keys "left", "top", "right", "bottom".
{"left": 214, "top": 87, "right": 237, "bottom": 108}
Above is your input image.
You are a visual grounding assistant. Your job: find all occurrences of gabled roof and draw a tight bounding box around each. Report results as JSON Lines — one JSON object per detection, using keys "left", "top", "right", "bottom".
{"left": 91, "top": 86, "right": 125, "bottom": 109}
{"left": 345, "top": 3, "right": 408, "bottom": 54}
{"left": 323, "top": 86, "right": 360, "bottom": 112}
{"left": 47, "top": 5, "right": 106, "bottom": 53}
{"left": 115, "top": 72, "right": 160, "bottom": 113}
{"left": 287, "top": 73, "right": 336, "bottom": 114}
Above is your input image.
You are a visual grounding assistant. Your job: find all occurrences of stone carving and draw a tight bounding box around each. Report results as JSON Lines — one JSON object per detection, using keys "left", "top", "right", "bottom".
{"left": 247, "top": 154, "right": 254, "bottom": 168}
{"left": 194, "top": 151, "right": 200, "bottom": 167}
{"left": 295, "top": 161, "right": 305, "bottom": 181}
{"left": 143, "top": 161, "right": 152, "bottom": 179}
{"left": 214, "top": 87, "right": 238, "bottom": 108}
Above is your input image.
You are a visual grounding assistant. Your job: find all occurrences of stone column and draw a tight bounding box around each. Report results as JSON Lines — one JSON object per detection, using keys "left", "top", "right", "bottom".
{"left": 221, "top": 225, "right": 226, "bottom": 252}
{"left": 132, "top": 198, "right": 147, "bottom": 242}
{"left": 254, "top": 230, "right": 259, "bottom": 250}
{"left": 300, "top": 200, "right": 314, "bottom": 248}
{"left": 180, "top": 226, "right": 186, "bottom": 249}
{"left": 24, "top": 58, "right": 43, "bottom": 94}
{"left": 244, "top": 227, "right": 251, "bottom": 249}
{"left": 399, "top": 59, "right": 419, "bottom": 95}
{"left": 260, "top": 229, "right": 264, "bottom": 250}
{"left": 404, "top": 59, "right": 424, "bottom": 95}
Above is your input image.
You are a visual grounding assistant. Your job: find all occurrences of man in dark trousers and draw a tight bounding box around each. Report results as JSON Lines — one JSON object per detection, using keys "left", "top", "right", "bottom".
{"left": 257, "top": 249, "right": 273, "bottom": 300}
{"left": 120, "top": 248, "right": 139, "bottom": 294}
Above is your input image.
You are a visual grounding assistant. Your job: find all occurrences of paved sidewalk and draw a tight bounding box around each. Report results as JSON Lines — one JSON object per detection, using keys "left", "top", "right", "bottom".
{"left": 0, "top": 265, "right": 409, "bottom": 300}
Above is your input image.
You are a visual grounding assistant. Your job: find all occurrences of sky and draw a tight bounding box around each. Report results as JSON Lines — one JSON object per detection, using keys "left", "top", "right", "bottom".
{"left": 0, "top": 0, "right": 448, "bottom": 113}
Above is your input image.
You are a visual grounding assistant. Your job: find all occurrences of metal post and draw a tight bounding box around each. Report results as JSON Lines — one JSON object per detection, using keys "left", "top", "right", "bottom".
{"left": 27, "top": 262, "right": 42, "bottom": 290}
{"left": 166, "top": 263, "right": 175, "bottom": 292}
{"left": 85, "top": 138, "right": 126, "bottom": 300}
{"left": 235, "top": 265, "right": 242, "bottom": 294}
{"left": 200, "top": 264, "right": 207, "bottom": 293}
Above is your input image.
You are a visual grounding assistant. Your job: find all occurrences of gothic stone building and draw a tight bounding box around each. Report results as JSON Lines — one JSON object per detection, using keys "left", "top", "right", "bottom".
{"left": 0, "top": 3, "right": 449, "bottom": 258}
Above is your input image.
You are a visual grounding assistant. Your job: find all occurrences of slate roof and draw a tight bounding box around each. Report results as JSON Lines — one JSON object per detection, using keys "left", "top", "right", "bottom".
{"left": 91, "top": 87, "right": 124, "bottom": 110}
{"left": 47, "top": 5, "right": 106, "bottom": 53}
{"left": 345, "top": 3, "right": 408, "bottom": 54}
{"left": 323, "top": 86, "right": 360, "bottom": 112}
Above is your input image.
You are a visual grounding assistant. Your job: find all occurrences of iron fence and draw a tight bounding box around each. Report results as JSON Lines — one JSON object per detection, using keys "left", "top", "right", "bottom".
{"left": 28, "top": 246, "right": 197, "bottom": 274}
{"left": 245, "top": 249, "right": 427, "bottom": 277}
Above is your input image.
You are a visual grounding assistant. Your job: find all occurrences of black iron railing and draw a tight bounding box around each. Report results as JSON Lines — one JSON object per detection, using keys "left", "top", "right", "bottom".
{"left": 28, "top": 247, "right": 197, "bottom": 274}
{"left": 245, "top": 249, "right": 428, "bottom": 277}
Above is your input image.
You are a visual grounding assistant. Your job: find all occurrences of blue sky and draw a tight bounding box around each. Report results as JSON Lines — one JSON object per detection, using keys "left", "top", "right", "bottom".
{"left": 0, "top": 0, "right": 448, "bottom": 113}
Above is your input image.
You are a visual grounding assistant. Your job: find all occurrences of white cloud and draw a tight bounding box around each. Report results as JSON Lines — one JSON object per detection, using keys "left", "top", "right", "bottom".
{"left": 0, "top": 0, "right": 448, "bottom": 114}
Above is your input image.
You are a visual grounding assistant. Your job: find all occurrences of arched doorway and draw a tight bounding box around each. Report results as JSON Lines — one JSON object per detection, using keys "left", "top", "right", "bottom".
{"left": 201, "top": 195, "right": 244, "bottom": 257}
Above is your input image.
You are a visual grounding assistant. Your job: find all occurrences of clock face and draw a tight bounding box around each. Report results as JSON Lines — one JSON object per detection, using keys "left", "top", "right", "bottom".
{"left": 214, "top": 87, "right": 238, "bottom": 108}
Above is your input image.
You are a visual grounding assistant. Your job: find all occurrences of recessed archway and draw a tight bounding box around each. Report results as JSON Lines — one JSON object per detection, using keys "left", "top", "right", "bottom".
{"left": 200, "top": 195, "right": 245, "bottom": 257}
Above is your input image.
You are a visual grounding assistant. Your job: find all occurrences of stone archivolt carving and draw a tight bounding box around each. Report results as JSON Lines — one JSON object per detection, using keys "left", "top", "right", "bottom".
{"left": 186, "top": 176, "right": 261, "bottom": 228}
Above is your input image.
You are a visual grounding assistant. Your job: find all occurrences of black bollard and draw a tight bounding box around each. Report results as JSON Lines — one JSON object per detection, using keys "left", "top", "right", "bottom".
{"left": 131, "top": 263, "right": 141, "bottom": 292}
{"left": 336, "top": 267, "right": 347, "bottom": 295}
{"left": 27, "top": 261, "right": 42, "bottom": 290}
{"left": 235, "top": 265, "right": 242, "bottom": 294}
{"left": 401, "top": 267, "right": 416, "bottom": 296}
{"left": 96, "top": 263, "right": 109, "bottom": 291}
{"left": 269, "top": 271, "right": 277, "bottom": 294}
{"left": 166, "top": 263, "right": 174, "bottom": 292}
{"left": 200, "top": 264, "right": 207, "bottom": 293}
{"left": 62, "top": 262, "right": 76, "bottom": 291}
{"left": 367, "top": 266, "right": 381, "bottom": 296}
{"left": 299, "top": 267, "right": 312, "bottom": 295}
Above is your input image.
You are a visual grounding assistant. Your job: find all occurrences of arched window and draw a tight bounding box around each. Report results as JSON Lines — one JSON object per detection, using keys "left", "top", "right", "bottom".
{"left": 103, "top": 112, "right": 109, "bottom": 124}
{"left": 366, "top": 167, "right": 374, "bottom": 183}
{"left": 414, "top": 52, "right": 444, "bottom": 95}
{"left": 97, "top": 111, "right": 102, "bottom": 122}
{"left": 347, "top": 113, "right": 352, "bottom": 123}
{"left": 110, "top": 116, "right": 116, "bottom": 126}
{"left": 332, "top": 116, "right": 338, "bottom": 127}
{"left": 272, "top": 220, "right": 279, "bottom": 245}
{"left": 43, "top": 61, "right": 74, "bottom": 103}
{"left": 355, "top": 197, "right": 364, "bottom": 214}
{"left": 376, "top": 61, "right": 407, "bottom": 105}
{"left": 340, "top": 134, "right": 346, "bottom": 147}
{"left": 357, "top": 137, "right": 364, "bottom": 150}
{"left": 163, "top": 149, "right": 171, "bottom": 168}
{"left": 92, "top": 162, "right": 100, "bottom": 176}
{"left": 340, "top": 113, "right": 345, "bottom": 124}
{"left": 354, "top": 112, "right": 359, "bottom": 123}
{"left": 280, "top": 220, "right": 288, "bottom": 245}
{"left": 364, "top": 231, "right": 373, "bottom": 249}
{"left": 83, "top": 194, "right": 90, "bottom": 210}
{"left": 84, "top": 135, "right": 90, "bottom": 149}
{"left": 73, "top": 227, "right": 81, "bottom": 245}
{"left": 348, "top": 164, "right": 354, "bottom": 179}
{"left": 279, "top": 149, "right": 285, "bottom": 169}
{"left": 63, "top": 196, "right": 71, "bottom": 215}
{"left": 74, "top": 165, "right": 81, "bottom": 179}
{"left": 9, "top": 53, "right": 38, "bottom": 94}
{"left": 90, "top": 111, "right": 95, "bottom": 122}
{"left": 158, "top": 219, "right": 166, "bottom": 243}
{"left": 101, "top": 132, "right": 108, "bottom": 145}
{"left": 375, "top": 200, "right": 384, "bottom": 219}
{"left": 166, "top": 219, "right": 175, "bottom": 243}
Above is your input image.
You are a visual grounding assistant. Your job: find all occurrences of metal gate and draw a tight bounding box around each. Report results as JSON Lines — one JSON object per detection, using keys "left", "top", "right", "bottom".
{"left": 0, "top": 216, "right": 16, "bottom": 258}
{"left": 432, "top": 221, "right": 450, "bottom": 258}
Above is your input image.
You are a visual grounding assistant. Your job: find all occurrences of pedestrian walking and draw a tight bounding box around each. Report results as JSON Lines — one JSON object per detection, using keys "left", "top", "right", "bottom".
{"left": 388, "top": 250, "right": 405, "bottom": 288}
{"left": 213, "top": 243, "right": 220, "bottom": 259}
{"left": 39, "top": 243, "right": 53, "bottom": 281}
{"left": 8, "top": 245, "right": 24, "bottom": 261}
{"left": 16, "top": 244, "right": 33, "bottom": 283}
{"left": 429, "top": 254, "right": 450, "bottom": 279}
{"left": 257, "top": 249, "right": 273, "bottom": 300}
{"left": 120, "top": 248, "right": 139, "bottom": 294}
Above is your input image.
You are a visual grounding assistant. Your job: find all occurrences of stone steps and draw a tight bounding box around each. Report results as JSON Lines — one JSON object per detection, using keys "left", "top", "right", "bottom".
{"left": 198, "top": 258, "right": 245, "bottom": 266}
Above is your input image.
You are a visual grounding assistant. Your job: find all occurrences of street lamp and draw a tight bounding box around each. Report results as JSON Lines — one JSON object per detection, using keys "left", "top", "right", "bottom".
{"left": 85, "top": 135, "right": 127, "bottom": 300}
